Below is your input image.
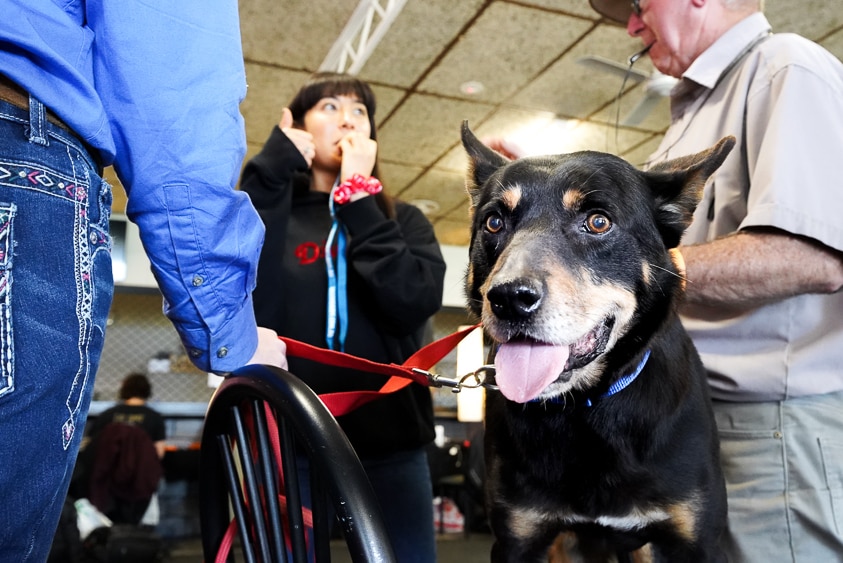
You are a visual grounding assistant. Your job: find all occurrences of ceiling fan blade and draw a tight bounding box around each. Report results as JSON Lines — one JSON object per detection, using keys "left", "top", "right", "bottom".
{"left": 576, "top": 55, "right": 649, "bottom": 83}
{"left": 621, "top": 91, "right": 664, "bottom": 126}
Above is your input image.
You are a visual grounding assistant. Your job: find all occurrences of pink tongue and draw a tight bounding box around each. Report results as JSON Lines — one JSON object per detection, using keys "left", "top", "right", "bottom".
{"left": 494, "top": 341, "right": 570, "bottom": 403}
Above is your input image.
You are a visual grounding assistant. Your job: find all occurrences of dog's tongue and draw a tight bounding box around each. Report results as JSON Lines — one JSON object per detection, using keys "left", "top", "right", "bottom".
{"left": 494, "top": 341, "right": 569, "bottom": 403}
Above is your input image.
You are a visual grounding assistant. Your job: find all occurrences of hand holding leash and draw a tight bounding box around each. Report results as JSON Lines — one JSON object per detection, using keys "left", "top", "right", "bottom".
{"left": 245, "top": 327, "right": 289, "bottom": 371}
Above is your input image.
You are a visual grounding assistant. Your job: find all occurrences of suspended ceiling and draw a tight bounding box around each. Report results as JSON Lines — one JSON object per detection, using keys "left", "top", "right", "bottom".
{"left": 112, "top": 0, "right": 843, "bottom": 247}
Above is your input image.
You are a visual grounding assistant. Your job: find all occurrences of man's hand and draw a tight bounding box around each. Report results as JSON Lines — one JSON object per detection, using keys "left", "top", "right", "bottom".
{"left": 481, "top": 136, "right": 523, "bottom": 160}
{"left": 246, "top": 326, "right": 288, "bottom": 371}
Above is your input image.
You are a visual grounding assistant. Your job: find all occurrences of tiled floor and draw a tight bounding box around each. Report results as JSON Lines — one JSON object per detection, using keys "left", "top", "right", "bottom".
{"left": 164, "top": 532, "right": 495, "bottom": 562}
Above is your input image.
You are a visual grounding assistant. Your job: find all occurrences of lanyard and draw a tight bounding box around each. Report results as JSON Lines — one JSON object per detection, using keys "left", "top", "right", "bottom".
{"left": 325, "top": 177, "right": 348, "bottom": 351}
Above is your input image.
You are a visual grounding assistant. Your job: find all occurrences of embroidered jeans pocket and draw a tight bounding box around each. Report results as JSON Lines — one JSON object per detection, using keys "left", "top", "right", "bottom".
{"left": 819, "top": 437, "right": 843, "bottom": 535}
{"left": 0, "top": 203, "right": 15, "bottom": 399}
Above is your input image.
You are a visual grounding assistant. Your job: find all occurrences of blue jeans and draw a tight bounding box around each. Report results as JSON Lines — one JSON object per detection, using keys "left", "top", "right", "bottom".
{"left": 0, "top": 97, "right": 113, "bottom": 561}
{"left": 360, "top": 448, "right": 437, "bottom": 563}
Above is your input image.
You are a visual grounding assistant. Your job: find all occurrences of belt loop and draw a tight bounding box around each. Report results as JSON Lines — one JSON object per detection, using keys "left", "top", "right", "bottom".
{"left": 26, "top": 93, "right": 49, "bottom": 147}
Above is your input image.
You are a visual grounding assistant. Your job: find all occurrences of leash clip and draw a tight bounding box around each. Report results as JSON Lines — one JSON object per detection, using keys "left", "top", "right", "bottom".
{"left": 413, "top": 365, "right": 498, "bottom": 393}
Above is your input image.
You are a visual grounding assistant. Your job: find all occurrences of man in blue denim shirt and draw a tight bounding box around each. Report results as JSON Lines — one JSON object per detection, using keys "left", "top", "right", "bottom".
{"left": 0, "top": 2, "right": 287, "bottom": 559}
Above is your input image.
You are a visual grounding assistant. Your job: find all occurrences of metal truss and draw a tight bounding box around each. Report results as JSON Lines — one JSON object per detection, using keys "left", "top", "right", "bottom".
{"left": 319, "top": 0, "right": 408, "bottom": 75}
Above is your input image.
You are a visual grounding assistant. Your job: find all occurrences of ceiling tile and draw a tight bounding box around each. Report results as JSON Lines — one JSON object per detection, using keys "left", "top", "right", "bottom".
{"left": 765, "top": 0, "right": 843, "bottom": 42}
{"left": 518, "top": 0, "right": 605, "bottom": 20}
{"left": 398, "top": 168, "right": 470, "bottom": 216}
{"left": 618, "top": 134, "right": 664, "bottom": 167}
{"left": 377, "top": 93, "right": 494, "bottom": 165}
{"left": 510, "top": 24, "right": 652, "bottom": 117}
{"left": 822, "top": 28, "right": 843, "bottom": 60}
{"left": 360, "top": 0, "right": 487, "bottom": 88}
{"left": 378, "top": 161, "right": 425, "bottom": 194}
{"left": 369, "top": 84, "right": 407, "bottom": 126}
{"left": 418, "top": 3, "right": 594, "bottom": 104}
{"left": 241, "top": 66, "right": 310, "bottom": 144}
{"left": 239, "top": 0, "right": 359, "bottom": 67}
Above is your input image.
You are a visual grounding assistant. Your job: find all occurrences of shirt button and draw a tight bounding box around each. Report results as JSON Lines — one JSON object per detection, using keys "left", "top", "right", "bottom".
{"left": 217, "top": 347, "right": 229, "bottom": 359}
{"left": 189, "top": 348, "right": 202, "bottom": 358}
{"left": 192, "top": 275, "right": 204, "bottom": 287}
{"left": 90, "top": 232, "right": 98, "bottom": 244}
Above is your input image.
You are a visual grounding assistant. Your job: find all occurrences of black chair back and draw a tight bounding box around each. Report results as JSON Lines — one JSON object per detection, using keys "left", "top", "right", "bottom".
{"left": 200, "top": 364, "right": 396, "bottom": 563}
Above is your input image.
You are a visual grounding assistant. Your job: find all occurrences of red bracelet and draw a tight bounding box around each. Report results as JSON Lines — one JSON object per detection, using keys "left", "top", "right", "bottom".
{"left": 333, "top": 174, "right": 383, "bottom": 205}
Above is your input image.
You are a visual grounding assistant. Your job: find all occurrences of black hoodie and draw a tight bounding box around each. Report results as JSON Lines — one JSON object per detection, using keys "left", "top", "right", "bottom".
{"left": 240, "top": 127, "right": 446, "bottom": 455}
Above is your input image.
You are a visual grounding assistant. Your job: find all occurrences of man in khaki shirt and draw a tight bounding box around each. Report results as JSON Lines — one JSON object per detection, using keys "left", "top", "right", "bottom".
{"left": 590, "top": 0, "right": 843, "bottom": 561}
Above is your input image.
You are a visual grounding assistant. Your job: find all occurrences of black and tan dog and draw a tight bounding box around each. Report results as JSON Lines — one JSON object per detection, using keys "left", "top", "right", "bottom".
{"left": 461, "top": 122, "right": 734, "bottom": 562}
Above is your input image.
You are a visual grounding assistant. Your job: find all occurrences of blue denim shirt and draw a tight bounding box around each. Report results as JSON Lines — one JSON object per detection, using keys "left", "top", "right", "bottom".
{"left": 0, "top": 0, "right": 263, "bottom": 372}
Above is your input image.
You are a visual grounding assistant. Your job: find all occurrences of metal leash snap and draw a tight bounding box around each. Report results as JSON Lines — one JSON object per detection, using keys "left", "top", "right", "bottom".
{"left": 456, "top": 365, "right": 498, "bottom": 391}
{"left": 413, "top": 368, "right": 460, "bottom": 391}
{"left": 414, "top": 365, "right": 498, "bottom": 393}
{"left": 472, "top": 365, "right": 498, "bottom": 390}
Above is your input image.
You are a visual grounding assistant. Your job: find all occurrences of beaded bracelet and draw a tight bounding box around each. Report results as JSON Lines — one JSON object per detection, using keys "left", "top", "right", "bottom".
{"left": 332, "top": 174, "right": 383, "bottom": 205}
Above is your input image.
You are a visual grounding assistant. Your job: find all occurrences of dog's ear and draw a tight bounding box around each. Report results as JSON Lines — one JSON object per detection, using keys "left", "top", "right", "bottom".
{"left": 462, "top": 121, "right": 509, "bottom": 205}
{"left": 646, "top": 136, "right": 736, "bottom": 247}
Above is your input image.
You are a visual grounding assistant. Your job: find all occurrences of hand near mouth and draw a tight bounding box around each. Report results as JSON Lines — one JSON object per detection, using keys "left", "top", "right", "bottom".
{"left": 339, "top": 132, "right": 378, "bottom": 183}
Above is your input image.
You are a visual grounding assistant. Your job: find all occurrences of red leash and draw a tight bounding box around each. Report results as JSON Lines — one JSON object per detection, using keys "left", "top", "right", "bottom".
{"left": 212, "top": 325, "right": 484, "bottom": 562}
{"left": 279, "top": 323, "right": 482, "bottom": 417}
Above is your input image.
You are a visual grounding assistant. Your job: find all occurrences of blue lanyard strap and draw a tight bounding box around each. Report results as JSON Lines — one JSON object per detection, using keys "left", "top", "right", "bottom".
{"left": 325, "top": 180, "right": 348, "bottom": 351}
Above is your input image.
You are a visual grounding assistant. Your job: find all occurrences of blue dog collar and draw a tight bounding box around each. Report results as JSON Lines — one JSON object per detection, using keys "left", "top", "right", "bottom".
{"left": 527, "top": 349, "right": 651, "bottom": 407}
{"left": 584, "top": 349, "right": 651, "bottom": 407}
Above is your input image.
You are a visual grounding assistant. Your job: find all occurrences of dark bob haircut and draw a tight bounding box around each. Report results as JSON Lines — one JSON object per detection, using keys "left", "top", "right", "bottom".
{"left": 287, "top": 72, "right": 378, "bottom": 143}
{"left": 119, "top": 372, "right": 152, "bottom": 401}
{"left": 287, "top": 71, "right": 395, "bottom": 218}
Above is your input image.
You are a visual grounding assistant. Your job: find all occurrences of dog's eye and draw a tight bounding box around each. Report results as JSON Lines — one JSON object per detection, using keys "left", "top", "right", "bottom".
{"left": 585, "top": 213, "right": 612, "bottom": 234}
{"left": 486, "top": 214, "right": 504, "bottom": 234}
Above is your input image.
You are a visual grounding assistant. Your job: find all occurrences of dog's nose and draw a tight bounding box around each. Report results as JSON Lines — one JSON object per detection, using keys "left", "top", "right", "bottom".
{"left": 487, "top": 280, "right": 542, "bottom": 320}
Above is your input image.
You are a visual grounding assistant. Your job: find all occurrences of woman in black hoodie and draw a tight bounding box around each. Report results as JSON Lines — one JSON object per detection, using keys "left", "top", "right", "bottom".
{"left": 240, "top": 72, "right": 446, "bottom": 562}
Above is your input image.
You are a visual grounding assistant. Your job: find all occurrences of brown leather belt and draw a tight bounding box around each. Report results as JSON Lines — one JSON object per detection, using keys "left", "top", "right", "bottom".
{"left": 0, "top": 74, "right": 71, "bottom": 131}
{"left": 0, "top": 74, "right": 102, "bottom": 169}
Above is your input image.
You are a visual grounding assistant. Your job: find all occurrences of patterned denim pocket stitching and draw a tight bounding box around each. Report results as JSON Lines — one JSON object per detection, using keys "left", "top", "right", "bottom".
{"left": 0, "top": 203, "right": 16, "bottom": 399}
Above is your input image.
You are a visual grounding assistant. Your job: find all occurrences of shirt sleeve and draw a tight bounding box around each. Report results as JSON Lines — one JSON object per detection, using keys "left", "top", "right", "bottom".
{"left": 86, "top": 1, "right": 262, "bottom": 372}
{"left": 742, "top": 53, "right": 843, "bottom": 253}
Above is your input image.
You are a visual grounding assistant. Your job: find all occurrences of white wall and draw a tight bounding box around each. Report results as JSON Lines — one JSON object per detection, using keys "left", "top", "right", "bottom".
{"left": 111, "top": 217, "right": 473, "bottom": 311}
{"left": 440, "top": 244, "right": 469, "bottom": 308}
{"left": 111, "top": 214, "right": 158, "bottom": 289}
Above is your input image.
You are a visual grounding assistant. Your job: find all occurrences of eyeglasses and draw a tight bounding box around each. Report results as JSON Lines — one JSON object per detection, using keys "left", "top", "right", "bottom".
{"left": 630, "top": 0, "right": 641, "bottom": 16}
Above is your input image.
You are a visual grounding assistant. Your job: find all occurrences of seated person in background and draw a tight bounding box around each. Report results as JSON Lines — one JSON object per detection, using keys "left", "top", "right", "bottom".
{"left": 78, "top": 373, "right": 166, "bottom": 524}
{"left": 88, "top": 373, "right": 166, "bottom": 459}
